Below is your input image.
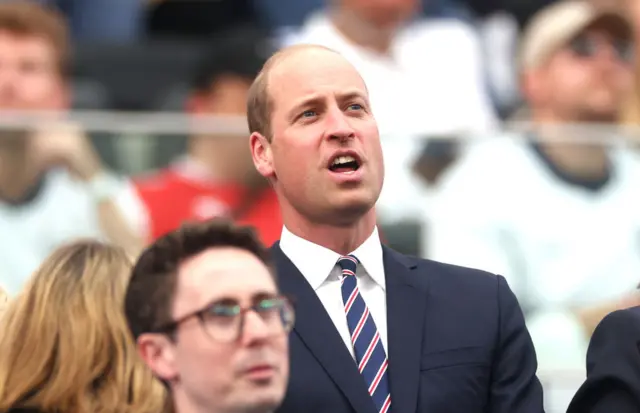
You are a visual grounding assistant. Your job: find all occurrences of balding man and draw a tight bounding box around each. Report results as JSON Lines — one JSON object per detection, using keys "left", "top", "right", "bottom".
{"left": 248, "top": 45, "right": 544, "bottom": 413}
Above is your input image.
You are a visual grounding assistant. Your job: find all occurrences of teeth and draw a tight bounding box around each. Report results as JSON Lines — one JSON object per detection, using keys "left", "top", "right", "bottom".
{"left": 331, "top": 155, "right": 356, "bottom": 166}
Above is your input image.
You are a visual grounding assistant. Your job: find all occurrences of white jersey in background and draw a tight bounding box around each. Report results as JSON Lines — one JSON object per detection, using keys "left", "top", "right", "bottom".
{"left": 0, "top": 169, "right": 144, "bottom": 296}
{"left": 425, "top": 135, "right": 640, "bottom": 373}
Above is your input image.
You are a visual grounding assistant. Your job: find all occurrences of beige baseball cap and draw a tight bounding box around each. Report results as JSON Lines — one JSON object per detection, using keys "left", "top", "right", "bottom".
{"left": 519, "top": 0, "right": 634, "bottom": 71}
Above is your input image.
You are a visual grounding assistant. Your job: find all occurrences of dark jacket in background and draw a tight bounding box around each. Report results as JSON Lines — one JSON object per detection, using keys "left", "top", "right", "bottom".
{"left": 568, "top": 306, "right": 640, "bottom": 413}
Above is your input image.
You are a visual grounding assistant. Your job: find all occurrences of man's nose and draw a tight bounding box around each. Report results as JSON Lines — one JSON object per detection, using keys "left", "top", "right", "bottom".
{"left": 325, "top": 107, "right": 355, "bottom": 142}
{"left": 240, "top": 310, "right": 271, "bottom": 345}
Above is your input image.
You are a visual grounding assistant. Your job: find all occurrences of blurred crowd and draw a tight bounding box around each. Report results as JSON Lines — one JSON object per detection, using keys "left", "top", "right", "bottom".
{"left": 0, "top": 0, "right": 640, "bottom": 412}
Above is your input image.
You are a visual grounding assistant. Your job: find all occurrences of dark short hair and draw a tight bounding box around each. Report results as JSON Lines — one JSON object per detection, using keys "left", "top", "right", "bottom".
{"left": 190, "top": 25, "right": 272, "bottom": 93}
{"left": 124, "top": 219, "right": 274, "bottom": 340}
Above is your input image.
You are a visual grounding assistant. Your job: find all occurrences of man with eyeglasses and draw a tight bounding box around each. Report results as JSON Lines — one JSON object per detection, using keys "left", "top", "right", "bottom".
{"left": 124, "top": 219, "right": 294, "bottom": 413}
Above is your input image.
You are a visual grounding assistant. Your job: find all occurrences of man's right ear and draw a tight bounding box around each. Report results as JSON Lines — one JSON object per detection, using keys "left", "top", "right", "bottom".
{"left": 249, "top": 132, "right": 275, "bottom": 179}
{"left": 137, "top": 334, "right": 179, "bottom": 383}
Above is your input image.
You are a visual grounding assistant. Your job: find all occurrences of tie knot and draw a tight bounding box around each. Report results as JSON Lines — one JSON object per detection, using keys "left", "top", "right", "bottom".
{"left": 337, "top": 255, "right": 359, "bottom": 276}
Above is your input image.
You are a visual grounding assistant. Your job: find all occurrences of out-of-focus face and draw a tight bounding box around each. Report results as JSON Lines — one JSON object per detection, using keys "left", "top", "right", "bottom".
{"left": 251, "top": 48, "right": 384, "bottom": 226}
{"left": 189, "top": 75, "right": 258, "bottom": 182}
{"left": 341, "top": 0, "right": 419, "bottom": 29}
{"left": 141, "top": 247, "right": 289, "bottom": 413}
{"left": 0, "top": 30, "right": 66, "bottom": 112}
{"left": 526, "top": 21, "right": 634, "bottom": 122}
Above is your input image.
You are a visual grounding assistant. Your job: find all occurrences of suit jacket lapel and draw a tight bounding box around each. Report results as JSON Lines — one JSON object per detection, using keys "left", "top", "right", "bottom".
{"left": 272, "top": 243, "right": 376, "bottom": 413}
{"left": 384, "top": 246, "right": 428, "bottom": 413}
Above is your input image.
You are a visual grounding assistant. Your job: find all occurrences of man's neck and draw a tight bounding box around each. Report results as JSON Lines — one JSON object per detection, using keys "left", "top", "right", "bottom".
{"left": 534, "top": 141, "right": 610, "bottom": 183}
{"left": 329, "top": 7, "right": 397, "bottom": 55}
{"left": 282, "top": 206, "right": 378, "bottom": 256}
{"left": 0, "top": 147, "right": 41, "bottom": 203}
{"left": 530, "top": 114, "right": 610, "bottom": 182}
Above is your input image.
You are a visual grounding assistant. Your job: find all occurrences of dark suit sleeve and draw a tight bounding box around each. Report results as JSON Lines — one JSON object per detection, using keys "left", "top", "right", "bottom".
{"left": 489, "top": 275, "right": 545, "bottom": 413}
{"left": 567, "top": 308, "right": 640, "bottom": 413}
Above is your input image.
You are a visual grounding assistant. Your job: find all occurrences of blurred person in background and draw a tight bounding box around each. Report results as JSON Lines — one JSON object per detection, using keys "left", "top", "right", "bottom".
{"left": 134, "top": 28, "right": 282, "bottom": 247}
{"left": 0, "top": 1, "right": 146, "bottom": 297}
{"left": 425, "top": 0, "right": 640, "bottom": 401}
{"left": 125, "top": 220, "right": 292, "bottom": 413}
{"left": 285, "top": 0, "right": 497, "bottom": 223}
{"left": 0, "top": 240, "right": 168, "bottom": 413}
{"left": 618, "top": 0, "right": 640, "bottom": 132}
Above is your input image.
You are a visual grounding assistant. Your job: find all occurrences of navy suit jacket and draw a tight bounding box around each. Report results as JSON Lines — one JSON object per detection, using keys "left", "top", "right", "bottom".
{"left": 272, "top": 243, "right": 544, "bottom": 413}
{"left": 567, "top": 306, "right": 640, "bottom": 413}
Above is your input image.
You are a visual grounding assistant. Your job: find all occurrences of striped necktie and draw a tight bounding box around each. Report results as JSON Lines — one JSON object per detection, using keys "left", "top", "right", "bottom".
{"left": 338, "top": 255, "right": 392, "bottom": 413}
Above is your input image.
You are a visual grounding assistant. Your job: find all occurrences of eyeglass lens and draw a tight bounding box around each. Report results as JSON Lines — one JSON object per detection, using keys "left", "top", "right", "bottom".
{"left": 200, "top": 297, "right": 294, "bottom": 342}
{"left": 568, "top": 35, "right": 634, "bottom": 63}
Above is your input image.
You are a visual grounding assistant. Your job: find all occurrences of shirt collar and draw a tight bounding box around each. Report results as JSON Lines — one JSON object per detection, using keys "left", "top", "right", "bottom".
{"left": 279, "top": 225, "right": 386, "bottom": 291}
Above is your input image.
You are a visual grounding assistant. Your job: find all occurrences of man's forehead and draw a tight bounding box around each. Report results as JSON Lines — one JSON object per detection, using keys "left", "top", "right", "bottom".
{"left": 179, "top": 248, "right": 264, "bottom": 282}
{"left": 267, "top": 48, "right": 368, "bottom": 104}
{"left": 270, "top": 48, "right": 362, "bottom": 82}
{"left": 173, "top": 248, "right": 271, "bottom": 305}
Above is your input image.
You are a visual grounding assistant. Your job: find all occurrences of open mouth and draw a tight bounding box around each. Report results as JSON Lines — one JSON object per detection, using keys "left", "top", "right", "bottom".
{"left": 329, "top": 155, "right": 361, "bottom": 173}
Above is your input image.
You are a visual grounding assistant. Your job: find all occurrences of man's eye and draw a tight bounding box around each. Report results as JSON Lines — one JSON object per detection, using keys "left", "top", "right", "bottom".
{"left": 256, "top": 298, "right": 280, "bottom": 312}
{"left": 301, "top": 110, "right": 316, "bottom": 118}
{"left": 210, "top": 305, "right": 240, "bottom": 317}
{"left": 348, "top": 103, "right": 363, "bottom": 111}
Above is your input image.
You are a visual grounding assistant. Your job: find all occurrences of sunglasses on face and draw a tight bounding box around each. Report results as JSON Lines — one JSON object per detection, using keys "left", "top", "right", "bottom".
{"left": 567, "top": 34, "right": 635, "bottom": 64}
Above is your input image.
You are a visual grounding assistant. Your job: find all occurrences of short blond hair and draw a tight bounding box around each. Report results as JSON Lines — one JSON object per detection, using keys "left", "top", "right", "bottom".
{"left": 246, "top": 44, "right": 339, "bottom": 141}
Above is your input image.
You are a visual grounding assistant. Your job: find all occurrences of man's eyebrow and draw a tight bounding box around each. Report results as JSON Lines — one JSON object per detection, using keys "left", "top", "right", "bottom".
{"left": 250, "top": 291, "right": 280, "bottom": 302}
{"left": 337, "top": 90, "right": 368, "bottom": 103}
{"left": 289, "top": 95, "right": 324, "bottom": 111}
{"left": 287, "top": 95, "right": 325, "bottom": 120}
{"left": 202, "top": 291, "right": 279, "bottom": 306}
{"left": 288, "top": 90, "right": 368, "bottom": 113}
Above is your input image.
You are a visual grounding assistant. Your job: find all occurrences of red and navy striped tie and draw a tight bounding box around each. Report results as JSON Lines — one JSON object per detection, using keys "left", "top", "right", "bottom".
{"left": 338, "top": 255, "right": 392, "bottom": 413}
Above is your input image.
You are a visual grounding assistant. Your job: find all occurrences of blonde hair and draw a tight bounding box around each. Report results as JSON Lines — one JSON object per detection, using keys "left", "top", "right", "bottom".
{"left": 0, "top": 240, "right": 168, "bottom": 413}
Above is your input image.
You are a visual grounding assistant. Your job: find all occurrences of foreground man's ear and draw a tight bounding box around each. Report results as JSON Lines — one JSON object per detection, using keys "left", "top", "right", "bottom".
{"left": 250, "top": 132, "right": 275, "bottom": 179}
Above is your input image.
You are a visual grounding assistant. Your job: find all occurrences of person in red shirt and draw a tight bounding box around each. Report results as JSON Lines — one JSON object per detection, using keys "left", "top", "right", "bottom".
{"left": 135, "top": 27, "right": 282, "bottom": 246}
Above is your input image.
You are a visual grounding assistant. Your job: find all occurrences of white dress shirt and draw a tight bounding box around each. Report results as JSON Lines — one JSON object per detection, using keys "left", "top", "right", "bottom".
{"left": 279, "top": 225, "right": 388, "bottom": 358}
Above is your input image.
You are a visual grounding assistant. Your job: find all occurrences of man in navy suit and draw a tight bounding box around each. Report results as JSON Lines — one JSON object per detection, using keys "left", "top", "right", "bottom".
{"left": 567, "top": 306, "right": 640, "bottom": 413}
{"left": 247, "top": 44, "right": 545, "bottom": 413}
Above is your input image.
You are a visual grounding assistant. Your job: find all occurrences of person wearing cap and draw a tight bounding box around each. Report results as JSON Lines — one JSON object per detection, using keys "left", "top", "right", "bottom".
{"left": 425, "top": 0, "right": 640, "bottom": 407}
